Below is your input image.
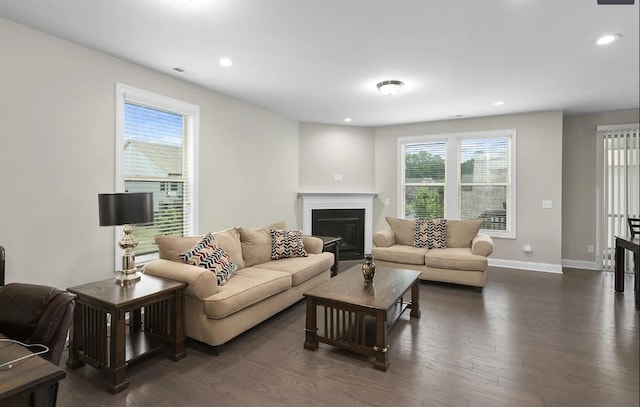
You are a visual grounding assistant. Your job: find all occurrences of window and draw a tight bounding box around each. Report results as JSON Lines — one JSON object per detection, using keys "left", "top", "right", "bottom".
{"left": 597, "top": 124, "right": 639, "bottom": 270}
{"left": 399, "top": 129, "right": 516, "bottom": 238}
{"left": 116, "top": 84, "right": 199, "bottom": 263}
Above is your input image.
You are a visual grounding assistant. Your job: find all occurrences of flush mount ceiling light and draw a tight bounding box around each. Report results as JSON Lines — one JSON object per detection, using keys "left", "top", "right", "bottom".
{"left": 595, "top": 34, "right": 621, "bottom": 45}
{"left": 493, "top": 100, "right": 506, "bottom": 106}
{"left": 219, "top": 57, "right": 233, "bottom": 67}
{"left": 377, "top": 80, "right": 404, "bottom": 96}
{"left": 344, "top": 117, "right": 352, "bottom": 122}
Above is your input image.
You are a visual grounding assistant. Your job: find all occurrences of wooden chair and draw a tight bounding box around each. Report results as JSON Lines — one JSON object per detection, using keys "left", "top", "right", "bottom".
{"left": 628, "top": 217, "right": 640, "bottom": 237}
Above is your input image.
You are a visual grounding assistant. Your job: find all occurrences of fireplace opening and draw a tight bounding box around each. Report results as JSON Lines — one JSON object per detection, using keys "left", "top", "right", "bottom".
{"left": 312, "top": 209, "right": 365, "bottom": 260}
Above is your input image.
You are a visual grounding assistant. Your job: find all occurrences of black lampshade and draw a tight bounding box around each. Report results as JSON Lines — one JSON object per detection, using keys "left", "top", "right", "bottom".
{"left": 98, "top": 193, "right": 154, "bottom": 226}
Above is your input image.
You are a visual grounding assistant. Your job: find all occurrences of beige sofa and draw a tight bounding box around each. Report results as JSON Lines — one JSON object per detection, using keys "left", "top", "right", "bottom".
{"left": 371, "top": 217, "right": 494, "bottom": 291}
{"left": 144, "top": 221, "right": 334, "bottom": 351}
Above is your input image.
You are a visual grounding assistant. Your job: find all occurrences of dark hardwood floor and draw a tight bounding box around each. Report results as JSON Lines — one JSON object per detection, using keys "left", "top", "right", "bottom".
{"left": 56, "top": 265, "right": 639, "bottom": 407}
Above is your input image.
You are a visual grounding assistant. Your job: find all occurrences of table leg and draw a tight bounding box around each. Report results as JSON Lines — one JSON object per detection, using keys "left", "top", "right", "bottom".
{"left": 634, "top": 251, "right": 639, "bottom": 310}
{"left": 410, "top": 280, "right": 421, "bottom": 318}
{"left": 331, "top": 242, "right": 340, "bottom": 277}
{"left": 304, "top": 298, "right": 318, "bottom": 350}
{"left": 168, "top": 290, "right": 186, "bottom": 361}
{"left": 373, "top": 310, "right": 389, "bottom": 371}
{"left": 615, "top": 243, "right": 625, "bottom": 292}
{"left": 107, "top": 309, "right": 128, "bottom": 394}
{"left": 66, "top": 303, "right": 85, "bottom": 369}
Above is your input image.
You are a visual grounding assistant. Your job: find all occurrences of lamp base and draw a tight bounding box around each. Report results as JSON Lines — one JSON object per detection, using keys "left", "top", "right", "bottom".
{"left": 115, "top": 269, "right": 143, "bottom": 284}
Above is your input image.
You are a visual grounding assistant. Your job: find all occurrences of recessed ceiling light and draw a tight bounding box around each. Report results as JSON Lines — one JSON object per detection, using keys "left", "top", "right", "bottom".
{"left": 595, "top": 34, "right": 621, "bottom": 46}
{"left": 172, "top": 0, "right": 191, "bottom": 4}
{"left": 493, "top": 100, "right": 506, "bottom": 106}
{"left": 219, "top": 58, "right": 233, "bottom": 67}
{"left": 344, "top": 117, "right": 352, "bottom": 122}
{"left": 447, "top": 114, "right": 463, "bottom": 118}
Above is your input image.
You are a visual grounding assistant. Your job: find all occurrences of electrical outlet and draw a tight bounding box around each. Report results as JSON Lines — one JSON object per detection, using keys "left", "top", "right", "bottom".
{"left": 333, "top": 174, "right": 343, "bottom": 181}
{"left": 587, "top": 245, "right": 595, "bottom": 253}
{"left": 542, "top": 200, "right": 552, "bottom": 209}
{"left": 524, "top": 244, "right": 532, "bottom": 253}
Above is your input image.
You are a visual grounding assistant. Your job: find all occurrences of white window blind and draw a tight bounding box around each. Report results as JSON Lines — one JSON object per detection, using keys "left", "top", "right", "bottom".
{"left": 399, "top": 130, "right": 516, "bottom": 238}
{"left": 459, "top": 137, "right": 510, "bottom": 231}
{"left": 598, "top": 124, "right": 639, "bottom": 270}
{"left": 116, "top": 84, "right": 199, "bottom": 261}
{"left": 403, "top": 142, "right": 446, "bottom": 219}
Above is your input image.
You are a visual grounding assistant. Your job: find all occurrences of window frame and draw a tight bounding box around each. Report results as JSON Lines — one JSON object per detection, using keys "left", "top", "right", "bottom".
{"left": 398, "top": 129, "right": 517, "bottom": 239}
{"left": 115, "top": 83, "right": 200, "bottom": 265}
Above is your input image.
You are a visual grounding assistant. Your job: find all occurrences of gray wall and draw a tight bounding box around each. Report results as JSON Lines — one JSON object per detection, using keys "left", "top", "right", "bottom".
{"left": 298, "top": 123, "right": 375, "bottom": 192}
{"left": 0, "top": 19, "right": 300, "bottom": 288}
{"left": 562, "top": 109, "right": 640, "bottom": 268}
{"left": 374, "top": 112, "right": 564, "bottom": 270}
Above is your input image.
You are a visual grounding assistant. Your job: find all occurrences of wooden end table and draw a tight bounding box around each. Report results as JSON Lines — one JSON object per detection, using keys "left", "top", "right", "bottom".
{"left": 314, "top": 236, "right": 341, "bottom": 277}
{"left": 303, "top": 265, "right": 421, "bottom": 371}
{"left": 66, "top": 274, "right": 187, "bottom": 393}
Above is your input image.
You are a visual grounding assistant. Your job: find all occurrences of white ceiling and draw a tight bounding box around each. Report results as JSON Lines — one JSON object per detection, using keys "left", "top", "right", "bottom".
{"left": 1, "top": 0, "right": 638, "bottom": 126}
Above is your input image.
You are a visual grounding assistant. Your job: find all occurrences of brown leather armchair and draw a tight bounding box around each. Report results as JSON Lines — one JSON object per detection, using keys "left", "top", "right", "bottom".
{"left": 0, "top": 283, "right": 76, "bottom": 365}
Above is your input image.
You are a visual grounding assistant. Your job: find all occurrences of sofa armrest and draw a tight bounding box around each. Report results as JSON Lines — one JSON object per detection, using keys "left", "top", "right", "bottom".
{"left": 472, "top": 234, "right": 494, "bottom": 257}
{"left": 302, "top": 236, "right": 323, "bottom": 254}
{"left": 144, "top": 259, "right": 218, "bottom": 299}
{"left": 373, "top": 227, "right": 396, "bottom": 247}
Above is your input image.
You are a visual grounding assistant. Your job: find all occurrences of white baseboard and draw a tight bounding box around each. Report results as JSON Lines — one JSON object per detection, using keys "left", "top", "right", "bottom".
{"left": 561, "top": 259, "right": 600, "bottom": 271}
{"left": 488, "top": 258, "right": 563, "bottom": 274}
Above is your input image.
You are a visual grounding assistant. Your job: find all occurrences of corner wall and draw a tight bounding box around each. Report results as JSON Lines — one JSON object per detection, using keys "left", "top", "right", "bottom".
{"left": 0, "top": 19, "right": 299, "bottom": 288}
{"left": 562, "top": 109, "right": 640, "bottom": 269}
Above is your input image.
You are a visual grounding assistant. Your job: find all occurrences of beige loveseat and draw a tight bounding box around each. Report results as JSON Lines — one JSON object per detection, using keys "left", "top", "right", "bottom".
{"left": 144, "top": 221, "right": 333, "bottom": 351}
{"left": 372, "top": 217, "right": 494, "bottom": 291}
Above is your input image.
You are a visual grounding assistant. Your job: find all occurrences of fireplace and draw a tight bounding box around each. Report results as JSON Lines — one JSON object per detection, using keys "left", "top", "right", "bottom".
{"left": 299, "top": 192, "right": 376, "bottom": 256}
{"left": 312, "top": 209, "right": 365, "bottom": 260}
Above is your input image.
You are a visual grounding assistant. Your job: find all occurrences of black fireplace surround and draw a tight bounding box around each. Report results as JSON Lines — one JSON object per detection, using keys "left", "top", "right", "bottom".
{"left": 311, "top": 209, "right": 365, "bottom": 260}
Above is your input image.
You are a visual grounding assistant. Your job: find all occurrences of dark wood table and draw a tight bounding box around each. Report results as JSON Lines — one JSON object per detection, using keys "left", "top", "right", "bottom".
{"left": 303, "top": 265, "right": 421, "bottom": 371}
{"left": 614, "top": 234, "right": 639, "bottom": 309}
{"left": 66, "top": 274, "right": 187, "bottom": 393}
{"left": 314, "top": 236, "right": 341, "bottom": 276}
{"left": 0, "top": 335, "right": 66, "bottom": 407}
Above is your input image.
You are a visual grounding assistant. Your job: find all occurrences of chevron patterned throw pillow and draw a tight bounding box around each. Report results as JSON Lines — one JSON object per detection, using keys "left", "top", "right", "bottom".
{"left": 180, "top": 232, "right": 237, "bottom": 285}
{"left": 270, "top": 229, "right": 308, "bottom": 260}
{"left": 414, "top": 219, "right": 447, "bottom": 249}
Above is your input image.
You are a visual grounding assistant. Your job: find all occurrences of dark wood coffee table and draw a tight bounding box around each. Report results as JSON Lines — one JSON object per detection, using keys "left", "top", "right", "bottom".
{"left": 303, "top": 265, "right": 421, "bottom": 371}
{"left": 66, "top": 274, "right": 187, "bottom": 393}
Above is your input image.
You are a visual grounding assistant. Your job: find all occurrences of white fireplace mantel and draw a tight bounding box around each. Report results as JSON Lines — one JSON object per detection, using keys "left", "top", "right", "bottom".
{"left": 299, "top": 192, "right": 377, "bottom": 254}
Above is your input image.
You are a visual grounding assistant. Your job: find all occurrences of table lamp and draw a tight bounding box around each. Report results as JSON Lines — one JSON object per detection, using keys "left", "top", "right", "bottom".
{"left": 98, "top": 192, "right": 154, "bottom": 283}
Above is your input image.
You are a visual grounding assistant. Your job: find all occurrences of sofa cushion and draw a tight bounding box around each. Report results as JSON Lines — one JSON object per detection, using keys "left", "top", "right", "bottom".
{"left": 239, "top": 221, "right": 286, "bottom": 267}
{"left": 371, "top": 245, "right": 427, "bottom": 265}
{"left": 203, "top": 268, "right": 291, "bottom": 319}
{"left": 180, "top": 233, "right": 237, "bottom": 286}
{"left": 425, "top": 248, "right": 488, "bottom": 271}
{"left": 385, "top": 217, "right": 416, "bottom": 246}
{"left": 415, "top": 219, "right": 447, "bottom": 249}
{"left": 258, "top": 252, "right": 333, "bottom": 286}
{"left": 446, "top": 219, "right": 484, "bottom": 248}
{"left": 211, "top": 228, "right": 245, "bottom": 269}
{"left": 156, "top": 234, "right": 202, "bottom": 262}
{"left": 156, "top": 229, "right": 245, "bottom": 269}
{"left": 270, "top": 229, "right": 308, "bottom": 259}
